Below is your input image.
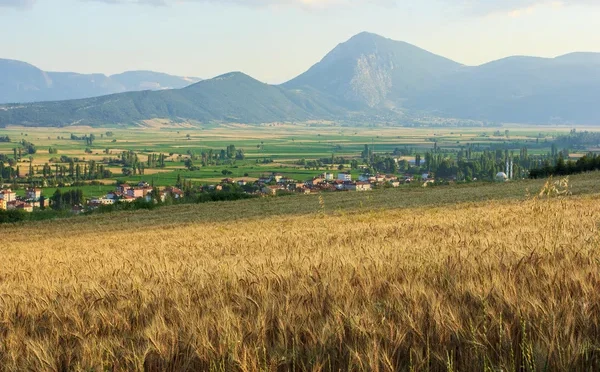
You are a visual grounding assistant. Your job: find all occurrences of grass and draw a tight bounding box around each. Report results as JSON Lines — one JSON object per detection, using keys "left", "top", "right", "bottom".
{"left": 1, "top": 174, "right": 600, "bottom": 370}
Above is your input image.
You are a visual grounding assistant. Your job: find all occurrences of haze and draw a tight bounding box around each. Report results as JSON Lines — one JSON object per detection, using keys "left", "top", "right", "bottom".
{"left": 1, "top": 0, "right": 599, "bottom": 83}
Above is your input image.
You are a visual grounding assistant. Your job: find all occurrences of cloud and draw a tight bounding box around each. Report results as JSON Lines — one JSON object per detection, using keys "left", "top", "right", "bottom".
{"left": 2, "top": 0, "right": 595, "bottom": 12}
{"left": 0, "top": 0, "right": 35, "bottom": 8}
{"left": 85, "top": 0, "right": 393, "bottom": 9}
{"left": 459, "top": 0, "right": 594, "bottom": 16}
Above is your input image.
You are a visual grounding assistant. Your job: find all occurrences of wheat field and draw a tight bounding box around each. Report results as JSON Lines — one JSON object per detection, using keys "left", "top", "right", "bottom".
{"left": 1, "top": 193, "right": 600, "bottom": 371}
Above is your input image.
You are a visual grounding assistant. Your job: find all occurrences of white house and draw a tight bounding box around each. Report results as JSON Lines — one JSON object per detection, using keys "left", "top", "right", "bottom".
{"left": 26, "top": 188, "right": 42, "bottom": 201}
{"left": 338, "top": 173, "right": 352, "bottom": 181}
{"left": 0, "top": 189, "right": 16, "bottom": 202}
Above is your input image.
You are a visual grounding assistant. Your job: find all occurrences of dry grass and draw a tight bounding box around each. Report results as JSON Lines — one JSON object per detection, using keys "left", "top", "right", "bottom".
{"left": 1, "top": 194, "right": 600, "bottom": 371}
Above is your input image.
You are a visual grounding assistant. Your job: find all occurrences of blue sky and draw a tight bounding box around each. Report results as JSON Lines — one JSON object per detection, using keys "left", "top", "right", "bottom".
{"left": 1, "top": 0, "right": 598, "bottom": 83}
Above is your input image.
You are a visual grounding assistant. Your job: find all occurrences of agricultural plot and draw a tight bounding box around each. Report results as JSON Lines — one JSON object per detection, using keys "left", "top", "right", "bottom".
{"left": 1, "top": 174, "right": 599, "bottom": 370}
{"left": 1, "top": 123, "right": 599, "bottom": 202}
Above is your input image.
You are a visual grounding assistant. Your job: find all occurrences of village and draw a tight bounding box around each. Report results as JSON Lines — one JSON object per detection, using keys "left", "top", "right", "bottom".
{"left": 0, "top": 171, "right": 433, "bottom": 214}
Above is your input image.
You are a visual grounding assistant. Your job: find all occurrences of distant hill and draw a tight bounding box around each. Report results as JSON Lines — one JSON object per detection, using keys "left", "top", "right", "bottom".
{"left": 0, "top": 59, "right": 201, "bottom": 104}
{"left": 408, "top": 54, "right": 600, "bottom": 123}
{"left": 0, "top": 72, "right": 346, "bottom": 126}
{"left": 1, "top": 32, "right": 599, "bottom": 127}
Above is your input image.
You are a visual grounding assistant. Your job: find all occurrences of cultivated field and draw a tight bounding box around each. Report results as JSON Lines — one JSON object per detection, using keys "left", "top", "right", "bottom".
{"left": 0, "top": 124, "right": 590, "bottom": 197}
{"left": 1, "top": 177, "right": 599, "bottom": 371}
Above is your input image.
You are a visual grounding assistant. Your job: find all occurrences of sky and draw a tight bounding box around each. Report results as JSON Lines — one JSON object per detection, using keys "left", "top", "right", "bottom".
{"left": 1, "top": 0, "right": 599, "bottom": 83}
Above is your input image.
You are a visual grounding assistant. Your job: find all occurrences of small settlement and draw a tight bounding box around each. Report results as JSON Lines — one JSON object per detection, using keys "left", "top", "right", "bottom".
{"left": 0, "top": 172, "right": 432, "bottom": 214}
{"left": 0, "top": 188, "right": 46, "bottom": 213}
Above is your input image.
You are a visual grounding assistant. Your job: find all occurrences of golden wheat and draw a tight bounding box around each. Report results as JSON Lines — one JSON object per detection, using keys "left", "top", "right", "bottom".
{"left": 1, "top": 194, "right": 599, "bottom": 371}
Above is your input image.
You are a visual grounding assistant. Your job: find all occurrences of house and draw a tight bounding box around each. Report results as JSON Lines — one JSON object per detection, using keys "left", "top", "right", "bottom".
{"left": 262, "top": 185, "right": 280, "bottom": 196}
{"left": 356, "top": 182, "right": 372, "bottom": 191}
{"left": 8, "top": 201, "right": 33, "bottom": 212}
{"left": 137, "top": 181, "right": 150, "bottom": 188}
{"left": 345, "top": 182, "right": 372, "bottom": 192}
{"left": 309, "top": 177, "right": 324, "bottom": 186}
{"left": 121, "top": 195, "right": 136, "bottom": 203}
{"left": 322, "top": 173, "right": 334, "bottom": 181}
{"left": 333, "top": 180, "right": 345, "bottom": 190}
{"left": 278, "top": 177, "right": 295, "bottom": 184}
{"left": 0, "top": 198, "right": 6, "bottom": 210}
{"left": 0, "top": 189, "right": 16, "bottom": 202}
{"left": 297, "top": 186, "right": 311, "bottom": 194}
{"left": 106, "top": 191, "right": 122, "bottom": 200}
{"left": 90, "top": 198, "right": 114, "bottom": 206}
{"left": 165, "top": 186, "right": 184, "bottom": 199}
{"left": 26, "top": 188, "right": 42, "bottom": 200}
{"left": 338, "top": 173, "right": 352, "bottom": 181}
{"left": 221, "top": 178, "right": 235, "bottom": 184}
{"left": 127, "top": 188, "right": 145, "bottom": 199}
{"left": 237, "top": 179, "right": 248, "bottom": 186}
{"left": 117, "top": 184, "right": 130, "bottom": 194}
{"left": 272, "top": 173, "right": 283, "bottom": 183}
{"left": 374, "top": 174, "right": 386, "bottom": 182}
{"left": 389, "top": 181, "right": 401, "bottom": 188}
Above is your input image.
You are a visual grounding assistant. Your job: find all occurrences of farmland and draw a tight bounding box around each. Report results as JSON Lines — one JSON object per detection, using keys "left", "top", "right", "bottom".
{"left": 1, "top": 173, "right": 600, "bottom": 370}
{"left": 0, "top": 123, "right": 592, "bottom": 198}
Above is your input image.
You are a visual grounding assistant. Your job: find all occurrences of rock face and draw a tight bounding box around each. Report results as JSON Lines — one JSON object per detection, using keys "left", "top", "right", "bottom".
{"left": 283, "top": 32, "right": 463, "bottom": 109}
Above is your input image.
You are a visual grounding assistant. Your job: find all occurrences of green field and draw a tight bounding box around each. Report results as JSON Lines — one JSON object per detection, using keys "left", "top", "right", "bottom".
{"left": 0, "top": 123, "right": 595, "bottom": 198}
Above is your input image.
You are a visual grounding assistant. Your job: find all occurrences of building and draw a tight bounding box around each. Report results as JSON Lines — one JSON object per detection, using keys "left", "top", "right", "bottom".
{"left": 165, "top": 186, "right": 184, "bottom": 199}
{"left": 262, "top": 185, "right": 280, "bottom": 196}
{"left": 323, "top": 173, "right": 334, "bottom": 181}
{"left": 338, "top": 173, "right": 352, "bottom": 181}
{"left": 272, "top": 173, "right": 283, "bottom": 183}
{"left": 357, "top": 182, "right": 372, "bottom": 191}
{"left": 127, "top": 188, "right": 145, "bottom": 199}
{"left": 7, "top": 201, "right": 33, "bottom": 212}
{"left": 308, "top": 177, "right": 324, "bottom": 186}
{"left": 26, "top": 188, "right": 42, "bottom": 201}
{"left": 0, "top": 198, "right": 6, "bottom": 211}
{"left": 90, "top": 198, "right": 115, "bottom": 206}
{"left": 237, "top": 180, "right": 248, "bottom": 186}
{"left": 0, "top": 189, "right": 16, "bottom": 202}
{"left": 127, "top": 187, "right": 153, "bottom": 199}
{"left": 117, "top": 184, "right": 130, "bottom": 194}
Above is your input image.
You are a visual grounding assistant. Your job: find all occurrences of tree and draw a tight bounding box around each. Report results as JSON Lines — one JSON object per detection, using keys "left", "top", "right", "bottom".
{"left": 50, "top": 189, "right": 63, "bottom": 210}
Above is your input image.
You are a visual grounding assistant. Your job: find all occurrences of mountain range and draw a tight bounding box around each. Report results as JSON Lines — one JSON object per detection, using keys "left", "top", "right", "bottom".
{"left": 1, "top": 32, "right": 599, "bottom": 127}
{"left": 0, "top": 59, "right": 201, "bottom": 104}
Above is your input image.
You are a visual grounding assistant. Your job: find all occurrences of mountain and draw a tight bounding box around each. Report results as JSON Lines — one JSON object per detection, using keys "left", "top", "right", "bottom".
{"left": 0, "top": 58, "right": 201, "bottom": 104}
{"left": 284, "top": 32, "right": 464, "bottom": 109}
{"left": 408, "top": 54, "right": 600, "bottom": 123}
{"left": 1, "top": 32, "right": 599, "bottom": 127}
{"left": 0, "top": 72, "right": 346, "bottom": 126}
